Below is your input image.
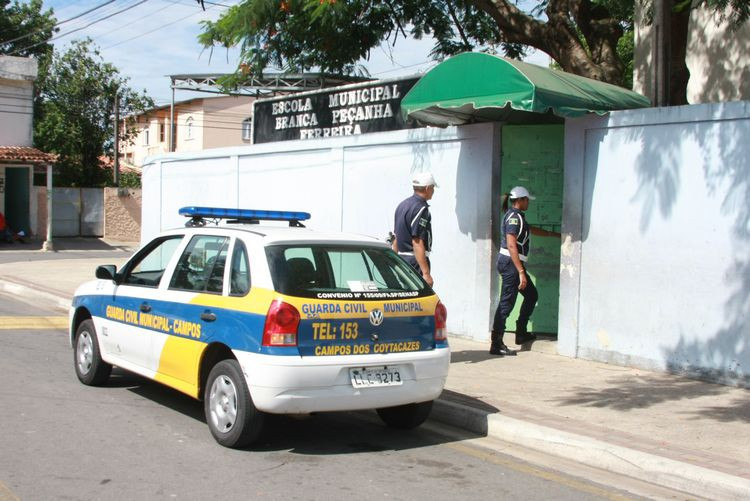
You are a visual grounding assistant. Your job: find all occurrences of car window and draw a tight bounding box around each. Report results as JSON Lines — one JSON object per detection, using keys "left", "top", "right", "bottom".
{"left": 266, "top": 245, "right": 430, "bottom": 299}
{"left": 169, "top": 235, "right": 229, "bottom": 293}
{"left": 121, "top": 236, "right": 183, "bottom": 287}
{"left": 230, "top": 239, "right": 251, "bottom": 296}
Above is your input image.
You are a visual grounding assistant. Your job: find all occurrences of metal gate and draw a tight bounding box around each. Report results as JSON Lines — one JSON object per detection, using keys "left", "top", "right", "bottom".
{"left": 52, "top": 188, "right": 104, "bottom": 237}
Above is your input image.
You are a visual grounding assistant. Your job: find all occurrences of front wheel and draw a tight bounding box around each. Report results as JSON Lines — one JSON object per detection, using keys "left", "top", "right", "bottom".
{"left": 74, "top": 319, "right": 112, "bottom": 386}
{"left": 204, "top": 360, "right": 264, "bottom": 448}
{"left": 377, "top": 400, "right": 433, "bottom": 429}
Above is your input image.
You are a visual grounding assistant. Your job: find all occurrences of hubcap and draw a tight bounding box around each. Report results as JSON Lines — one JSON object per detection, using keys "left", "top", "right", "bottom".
{"left": 76, "top": 331, "right": 93, "bottom": 375}
{"left": 209, "top": 375, "right": 238, "bottom": 433}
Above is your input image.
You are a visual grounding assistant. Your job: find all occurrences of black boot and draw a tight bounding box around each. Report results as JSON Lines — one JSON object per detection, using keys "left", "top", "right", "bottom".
{"left": 489, "top": 331, "right": 517, "bottom": 356}
{"left": 515, "top": 322, "right": 537, "bottom": 345}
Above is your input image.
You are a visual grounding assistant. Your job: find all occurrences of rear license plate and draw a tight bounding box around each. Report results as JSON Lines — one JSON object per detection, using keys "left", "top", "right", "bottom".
{"left": 350, "top": 366, "right": 403, "bottom": 388}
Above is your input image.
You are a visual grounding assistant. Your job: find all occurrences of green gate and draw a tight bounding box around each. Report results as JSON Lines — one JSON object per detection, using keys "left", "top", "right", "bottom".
{"left": 4, "top": 167, "right": 30, "bottom": 234}
{"left": 500, "top": 125, "right": 563, "bottom": 335}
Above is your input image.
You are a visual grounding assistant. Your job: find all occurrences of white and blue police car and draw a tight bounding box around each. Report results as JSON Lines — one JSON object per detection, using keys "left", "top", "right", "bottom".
{"left": 70, "top": 207, "right": 450, "bottom": 448}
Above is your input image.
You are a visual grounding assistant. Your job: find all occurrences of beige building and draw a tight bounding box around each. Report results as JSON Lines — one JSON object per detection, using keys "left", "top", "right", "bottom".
{"left": 120, "top": 95, "right": 255, "bottom": 167}
{"left": 634, "top": 2, "right": 750, "bottom": 104}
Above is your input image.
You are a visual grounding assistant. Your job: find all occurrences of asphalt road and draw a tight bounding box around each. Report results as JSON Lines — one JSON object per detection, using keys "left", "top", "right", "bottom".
{"left": 0, "top": 292, "right": 649, "bottom": 501}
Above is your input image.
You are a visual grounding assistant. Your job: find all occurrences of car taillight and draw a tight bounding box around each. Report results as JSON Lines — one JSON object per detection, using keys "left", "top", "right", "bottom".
{"left": 263, "top": 300, "right": 300, "bottom": 346}
{"left": 434, "top": 301, "right": 447, "bottom": 341}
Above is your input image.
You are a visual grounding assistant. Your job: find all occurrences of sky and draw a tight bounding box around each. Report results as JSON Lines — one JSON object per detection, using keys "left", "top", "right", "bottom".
{"left": 33, "top": 0, "right": 551, "bottom": 106}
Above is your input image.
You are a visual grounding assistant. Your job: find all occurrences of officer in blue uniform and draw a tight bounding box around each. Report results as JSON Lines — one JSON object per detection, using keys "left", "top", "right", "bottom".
{"left": 490, "top": 186, "right": 559, "bottom": 356}
{"left": 392, "top": 172, "right": 437, "bottom": 287}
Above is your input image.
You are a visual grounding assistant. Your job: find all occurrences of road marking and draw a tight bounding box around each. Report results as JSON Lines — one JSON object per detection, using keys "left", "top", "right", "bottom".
{"left": 445, "top": 441, "right": 635, "bottom": 501}
{"left": 0, "top": 481, "right": 20, "bottom": 501}
{"left": 0, "top": 316, "right": 68, "bottom": 330}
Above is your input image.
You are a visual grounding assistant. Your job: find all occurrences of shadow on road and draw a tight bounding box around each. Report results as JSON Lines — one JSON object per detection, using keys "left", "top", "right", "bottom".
{"left": 121, "top": 373, "right": 483, "bottom": 454}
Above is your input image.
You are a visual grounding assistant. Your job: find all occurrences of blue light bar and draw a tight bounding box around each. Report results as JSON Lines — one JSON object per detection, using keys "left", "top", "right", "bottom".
{"left": 179, "top": 206, "right": 311, "bottom": 222}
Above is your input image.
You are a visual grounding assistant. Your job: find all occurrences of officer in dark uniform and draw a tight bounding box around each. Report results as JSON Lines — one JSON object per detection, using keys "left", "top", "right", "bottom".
{"left": 392, "top": 172, "right": 437, "bottom": 287}
{"left": 490, "top": 186, "right": 559, "bottom": 356}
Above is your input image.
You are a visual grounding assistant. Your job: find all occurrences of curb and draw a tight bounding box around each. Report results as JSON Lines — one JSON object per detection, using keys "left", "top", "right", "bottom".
{"left": 431, "top": 399, "right": 750, "bottom": 501}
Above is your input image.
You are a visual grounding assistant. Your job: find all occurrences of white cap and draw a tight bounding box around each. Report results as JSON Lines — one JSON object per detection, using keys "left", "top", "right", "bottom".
{"left": 509, "top": 186, "right": 535, "bottom": 200}
{"left": 412, "top": 172, "right": 439, "bottom": 188}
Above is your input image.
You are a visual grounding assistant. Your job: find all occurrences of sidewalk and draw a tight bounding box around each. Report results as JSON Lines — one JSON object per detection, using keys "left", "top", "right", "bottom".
{"left": 1, "top": 240, "right": 749, "bottom": 499}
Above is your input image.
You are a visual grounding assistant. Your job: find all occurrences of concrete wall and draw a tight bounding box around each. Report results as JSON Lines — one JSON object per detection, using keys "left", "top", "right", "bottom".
{"left": 0, "top": 56, "right": 37, "bottom": 146}
{"left": 561, "top": 101, "right": 750, "bottom": 386}
{"left": 634, "top": 3, "right": 750, "bottom": 104}
{"left": 142, "top": 124, "right": 500, "bottom": 340}
{"left": 103, "top": 187, "right": 141, "bottom": 241}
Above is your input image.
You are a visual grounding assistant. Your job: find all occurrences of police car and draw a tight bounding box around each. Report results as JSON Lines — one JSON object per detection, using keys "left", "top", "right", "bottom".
{"left": 70, "top": 207, "right": 450, "bottom": 448}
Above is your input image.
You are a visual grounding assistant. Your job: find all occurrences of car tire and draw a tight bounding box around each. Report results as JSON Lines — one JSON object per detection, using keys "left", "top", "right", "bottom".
{"left": 74, "top": 319, "right": 112, "bottom": 386}
{"left": 204, "top": 359, "right": 264, "bottom": 448}
{"left": 376, "top": 400, "right": 433, "bottom": 429}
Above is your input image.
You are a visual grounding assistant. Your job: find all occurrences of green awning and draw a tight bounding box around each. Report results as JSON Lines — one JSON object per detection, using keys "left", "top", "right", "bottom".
{"left": 401, "top": 52, "right": 651, "bottom": 126}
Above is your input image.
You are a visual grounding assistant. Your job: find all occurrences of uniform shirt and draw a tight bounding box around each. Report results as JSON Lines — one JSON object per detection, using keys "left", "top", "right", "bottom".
{"left": 394, "top": 194, "right": 432, "bottom": 253}
{"left": 500, "top": 207, "right": 530, "bottom": 257}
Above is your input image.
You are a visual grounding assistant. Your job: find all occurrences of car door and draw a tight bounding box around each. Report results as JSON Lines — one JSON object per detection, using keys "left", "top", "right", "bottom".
{"left": 103, "top": 235, "right": 184, "bottom": 372}
{"left": 153, "top": 234, "right": 232, "bottom": 392}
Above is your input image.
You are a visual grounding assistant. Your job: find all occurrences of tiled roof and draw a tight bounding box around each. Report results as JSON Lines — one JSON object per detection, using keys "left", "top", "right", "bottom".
{"left": 0, "top": 146, "right": 57, "bottom": 164}
{"left": 98, "top": 155, "right": 141, "bottom": 174}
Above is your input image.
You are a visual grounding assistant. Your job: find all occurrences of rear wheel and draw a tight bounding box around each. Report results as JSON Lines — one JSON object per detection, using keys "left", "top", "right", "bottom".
{"left": 377, "top": 400, "right": 433, "bottom": 429}
{"left": 204, "top": 360, "right": 264, "bottom": 448}
{"left": 74, "top": 319, "right": 112, "bottom": 385}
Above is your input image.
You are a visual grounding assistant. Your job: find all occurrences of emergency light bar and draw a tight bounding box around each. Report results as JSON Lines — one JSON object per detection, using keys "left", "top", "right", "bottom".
{"left": 179, "top": 206, "right": 311, "bottom": 227}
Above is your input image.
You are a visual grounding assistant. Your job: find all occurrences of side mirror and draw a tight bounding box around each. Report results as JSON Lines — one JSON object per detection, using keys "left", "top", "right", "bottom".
{"left": 95, "top": 265, "right": 118, "bottom": 282}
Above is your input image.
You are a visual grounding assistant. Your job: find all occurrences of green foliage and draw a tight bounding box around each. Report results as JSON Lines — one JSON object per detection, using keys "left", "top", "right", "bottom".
{"left": 199, "top": 0, "right": 516, "bottom": 87}
{"left": 0, "top": 0, "right": 56, "bottom": 58}
{"left": 33, "top": 39, "right": 153, "bottom": 187}
{"left": 117, "top": 170, "right": 141, "bottom": 188}
{"left": 617, "top": 28, "right": 634, "bottom": 90}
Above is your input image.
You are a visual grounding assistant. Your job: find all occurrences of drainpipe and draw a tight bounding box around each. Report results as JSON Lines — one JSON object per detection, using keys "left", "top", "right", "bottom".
{"left": 42, "top": 163, "right": 54, "bottom": 252}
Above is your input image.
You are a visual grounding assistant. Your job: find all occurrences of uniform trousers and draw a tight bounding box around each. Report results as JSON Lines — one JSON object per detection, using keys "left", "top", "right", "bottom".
{"left": 492, "top": 253, "right": 538, "bottom": 334}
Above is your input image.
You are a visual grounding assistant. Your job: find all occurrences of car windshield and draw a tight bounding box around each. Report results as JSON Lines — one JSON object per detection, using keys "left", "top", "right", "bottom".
{"left": 265, "top": 244, "right": 431, "bottom": 300}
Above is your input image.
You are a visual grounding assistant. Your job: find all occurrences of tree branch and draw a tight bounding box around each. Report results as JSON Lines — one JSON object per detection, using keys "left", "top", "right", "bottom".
{"left": 446, "top": 0, "right": 471, "bottom": 48}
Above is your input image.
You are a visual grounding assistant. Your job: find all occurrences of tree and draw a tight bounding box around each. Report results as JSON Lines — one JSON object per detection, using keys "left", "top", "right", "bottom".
{"left": 0, "top": 0, "right": 56, "bottom": 59}
{"left": 34, "top": 39, "right": 153, "bottom": 187}
{"left": 1, "top": 0, "right": 57, "bottom": 115}
{"left": 199, "top": 0, "right": 749, "bottom": 102}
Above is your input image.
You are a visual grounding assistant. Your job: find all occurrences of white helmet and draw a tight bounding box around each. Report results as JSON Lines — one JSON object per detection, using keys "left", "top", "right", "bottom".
{"left": 509, "top": 186, "right": 535, "bottom": 200}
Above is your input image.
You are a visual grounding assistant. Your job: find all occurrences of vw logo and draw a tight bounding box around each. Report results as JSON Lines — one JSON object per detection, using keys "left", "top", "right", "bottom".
{"left": 368, "top": 309, "right": 384, "bottom": 327}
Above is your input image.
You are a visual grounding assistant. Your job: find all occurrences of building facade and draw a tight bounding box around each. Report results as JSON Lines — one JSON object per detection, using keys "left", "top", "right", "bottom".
{"left": 0, "top": 56, "right": 55, "bottom": 237}
{"left": 120, "top": 95, "right": 255, "bottom": 168}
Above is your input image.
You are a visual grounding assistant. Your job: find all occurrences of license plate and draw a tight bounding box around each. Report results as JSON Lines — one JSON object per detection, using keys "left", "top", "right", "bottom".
{"left": 350, "top": 366, "right": 403, "bottom": 388}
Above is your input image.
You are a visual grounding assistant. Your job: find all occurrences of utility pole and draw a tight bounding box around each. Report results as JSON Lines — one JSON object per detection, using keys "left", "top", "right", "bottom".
{"left": 170, "top": 86, "right": 175, "bottom": 152}
{"left": 113, "top": 91, "right": 120, "bottom": 186}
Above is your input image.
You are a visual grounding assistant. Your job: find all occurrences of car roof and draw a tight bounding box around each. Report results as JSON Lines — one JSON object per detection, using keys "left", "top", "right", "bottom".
{"left": 161, "top": 223, "right": 388, "bottom": 247}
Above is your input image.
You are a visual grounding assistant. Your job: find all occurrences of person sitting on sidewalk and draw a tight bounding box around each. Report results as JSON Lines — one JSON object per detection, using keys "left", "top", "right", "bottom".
{"left": 0, "top": 211, "right": 25, "bottom": 244}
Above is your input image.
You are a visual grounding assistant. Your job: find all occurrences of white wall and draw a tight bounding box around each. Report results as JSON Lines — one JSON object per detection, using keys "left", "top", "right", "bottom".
{"left": 561, "top": 101, "right": 750, "bottom": 385}
{"left": 142, "top": 124, "right": 499, "bottom": 340}
{"left": 0, "top": 56, "right": 37, "bottom": 146}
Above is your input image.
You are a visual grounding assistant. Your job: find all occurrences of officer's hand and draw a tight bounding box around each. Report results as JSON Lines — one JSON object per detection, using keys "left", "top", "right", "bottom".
{"left": 423, "top": 272, "right": 434, "bottom": 287}
{"left": 518, "top": 272, "right": 527, "bottom": 290}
